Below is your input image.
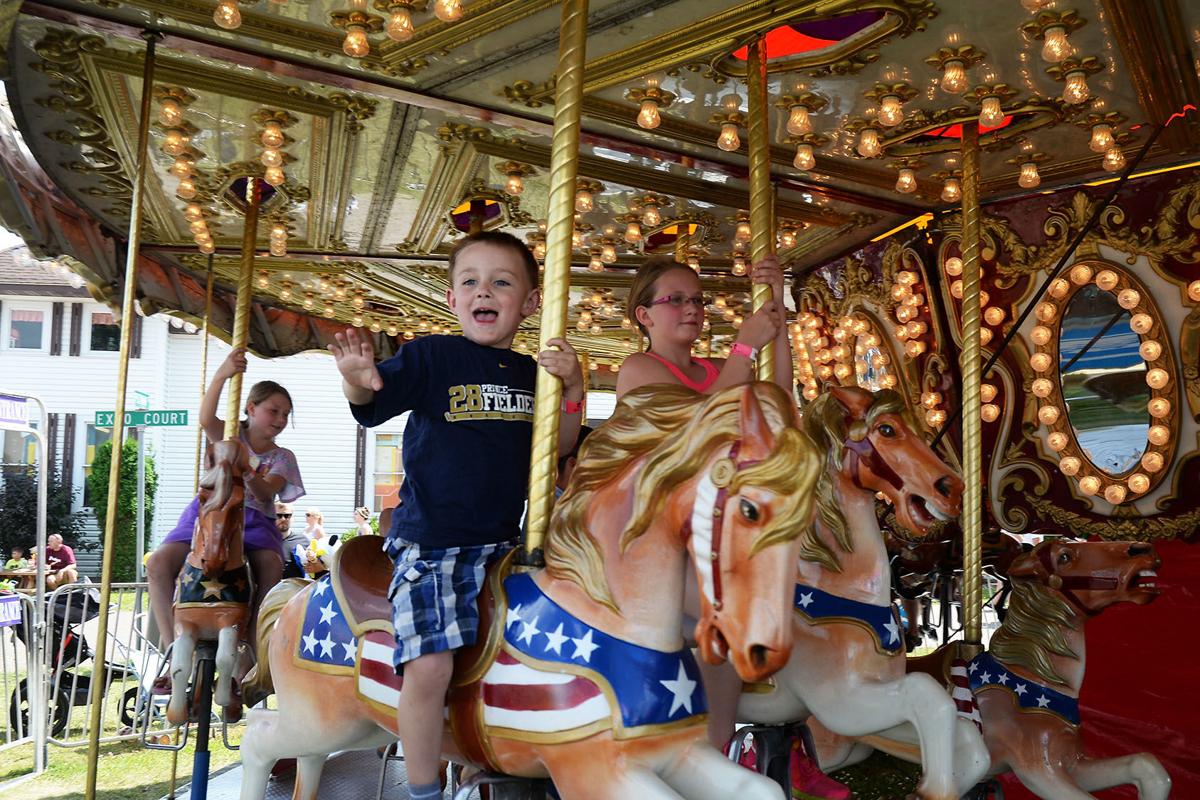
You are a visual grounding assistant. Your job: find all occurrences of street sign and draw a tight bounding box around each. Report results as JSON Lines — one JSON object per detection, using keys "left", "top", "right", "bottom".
{"left": 95, "top": 409, "right": 189, "bottom": 427}
{"left": 0, "top": 394, "right": 30, "bottom": 429}
{"left": 132, "top": 390, "right": 151, "bottom": 411}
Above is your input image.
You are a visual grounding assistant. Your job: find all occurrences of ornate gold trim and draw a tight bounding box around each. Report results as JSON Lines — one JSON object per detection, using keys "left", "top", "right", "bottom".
{"left": 1021, "top": 491, "right": 1200, "bottom": 542}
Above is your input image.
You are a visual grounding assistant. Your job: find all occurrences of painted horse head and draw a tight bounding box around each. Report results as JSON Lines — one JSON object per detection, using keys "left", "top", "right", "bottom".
{"left": 1007, "top": 539, "right": 1161, "bottom": 618}
{"left": 802, "top": 385, "right": 962, "bottom": 562}
{"left": 545, "top": 382, "right": 822, "bottom": 683}
{"left": 195, "top": 438, "right": 251, "bottom": 576}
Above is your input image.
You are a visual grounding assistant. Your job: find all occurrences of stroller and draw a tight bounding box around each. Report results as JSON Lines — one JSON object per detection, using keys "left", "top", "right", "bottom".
{"left": 8, "top": 580, "right": 156, "bottom": 739}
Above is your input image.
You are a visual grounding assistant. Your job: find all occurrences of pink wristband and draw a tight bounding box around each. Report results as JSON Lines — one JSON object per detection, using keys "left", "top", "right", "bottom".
{"left": 562, "top": 398, "right": 583, "bottom": 414}
{"left": 729, "top": 342, "right": 758, "bottom": 361}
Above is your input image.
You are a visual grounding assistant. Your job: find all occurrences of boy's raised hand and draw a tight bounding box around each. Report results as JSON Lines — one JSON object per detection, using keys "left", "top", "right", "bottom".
{"left": 538, "top": 337, "right": 584, "bottom": 401}
{"left": 329, "top": 328, "right": 384, "bottom": 392}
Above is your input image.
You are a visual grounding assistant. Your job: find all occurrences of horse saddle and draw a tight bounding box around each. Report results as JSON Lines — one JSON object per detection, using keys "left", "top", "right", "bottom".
{"left": 329, "top": 535, "right": 394, "bottom": 634}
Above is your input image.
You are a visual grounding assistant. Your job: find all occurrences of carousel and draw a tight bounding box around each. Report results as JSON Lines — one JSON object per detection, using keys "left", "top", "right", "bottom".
{"left": 0, "top": 0, "right": 1197, "bottom": 798}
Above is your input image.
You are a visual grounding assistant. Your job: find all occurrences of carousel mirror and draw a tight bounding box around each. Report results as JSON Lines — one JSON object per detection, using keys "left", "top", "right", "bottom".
{"left": 1058, "top": 285, "right": 1149, "bottom": 475}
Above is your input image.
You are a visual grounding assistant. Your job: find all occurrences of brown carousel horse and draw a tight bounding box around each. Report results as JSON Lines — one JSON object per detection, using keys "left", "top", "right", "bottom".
{"left": 167, "top": 438, "right": 254, "bottom": 724}
{"left": 238, "top": 383, "right": 822, "bottom": 800}
{"left": 901, "top": 539, "right": 1171, "bottom": 799}
{"left": 729, "top": 385, "right": 990, "bottom": 800}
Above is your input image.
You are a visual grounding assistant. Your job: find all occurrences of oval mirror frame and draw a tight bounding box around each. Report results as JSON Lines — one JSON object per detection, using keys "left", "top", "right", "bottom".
{"left": 1030, "top": 261, "right": 1179, "bottom": 503}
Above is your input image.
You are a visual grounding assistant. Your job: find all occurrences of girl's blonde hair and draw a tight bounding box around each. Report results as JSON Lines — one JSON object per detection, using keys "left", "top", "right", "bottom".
{"left": 625, "top": 257, "right": 697, "bottom": 338}
{"left": 305, "top": 508, "right": 323, "bottom": 523}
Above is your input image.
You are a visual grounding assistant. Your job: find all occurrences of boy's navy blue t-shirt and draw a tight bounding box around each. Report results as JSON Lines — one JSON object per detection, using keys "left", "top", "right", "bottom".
{"left": 349, "top": 335, "right": 536, "bottom": 547}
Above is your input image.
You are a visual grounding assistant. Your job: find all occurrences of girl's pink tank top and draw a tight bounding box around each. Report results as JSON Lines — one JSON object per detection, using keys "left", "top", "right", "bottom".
{"left": 645, "top": 352, "right": 721, "bottom": 392}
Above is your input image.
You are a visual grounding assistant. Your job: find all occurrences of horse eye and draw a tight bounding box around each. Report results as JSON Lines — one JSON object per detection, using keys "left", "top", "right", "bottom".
{"left": 739, "top": 498, "right": 760, "bottom": 522}
{"left": 1058, "top": 551, "right": 1070, "bottom": 564}
{"left": 877, "top": 423, "right": 896, "bottom": 437}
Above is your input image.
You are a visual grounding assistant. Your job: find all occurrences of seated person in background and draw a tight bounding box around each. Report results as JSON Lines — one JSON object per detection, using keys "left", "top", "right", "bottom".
{"left": 43, "top": 534, "right": 78, "bottom": 589}
{"left": 4, "top": 547, "right": 29, "bottom": 571}
{"left": 276, "top": 502, "right": 310, "bottom": 580}
{"left": 555, "top": 425, "right": 593, "bottom": 498}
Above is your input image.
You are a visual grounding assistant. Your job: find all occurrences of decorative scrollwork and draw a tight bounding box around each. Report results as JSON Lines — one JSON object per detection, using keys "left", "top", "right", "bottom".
{"left": 1022, "top": 491, "right": 1200, "bottom": 542}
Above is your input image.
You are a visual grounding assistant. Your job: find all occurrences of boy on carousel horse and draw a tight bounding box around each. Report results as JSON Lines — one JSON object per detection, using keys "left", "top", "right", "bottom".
{"left": 329, "top": 230, "right": 583, "bottom": 800}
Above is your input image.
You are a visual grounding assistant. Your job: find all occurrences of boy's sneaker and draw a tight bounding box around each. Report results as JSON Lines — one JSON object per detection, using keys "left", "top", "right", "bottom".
{"left": 789, "top": 739, "right": 851, "bottom": 800}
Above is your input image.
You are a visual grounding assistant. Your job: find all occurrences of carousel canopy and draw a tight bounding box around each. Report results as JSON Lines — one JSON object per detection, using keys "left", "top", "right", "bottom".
{"left": 1, "top": 0, "right": 1197, "bottom": 363}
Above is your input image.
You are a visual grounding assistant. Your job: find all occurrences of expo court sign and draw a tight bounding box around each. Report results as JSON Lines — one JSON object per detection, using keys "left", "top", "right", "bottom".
{"left": 95, "top": 409, "right": 189, "bottom": 427}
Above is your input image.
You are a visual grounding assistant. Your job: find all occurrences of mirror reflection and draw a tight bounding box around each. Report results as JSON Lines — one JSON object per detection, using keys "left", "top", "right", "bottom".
{"left": 1059, "top": 285, "right": 1149, "bottom": 475}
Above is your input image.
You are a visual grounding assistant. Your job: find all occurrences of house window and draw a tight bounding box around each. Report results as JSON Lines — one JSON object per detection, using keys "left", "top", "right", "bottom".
{"left": 372, "top": 433, "right": 404, "bottom": 513}
{"left": 6, "top": 305, "right": 48, "bottom": 350}
{"left": 88, "top": 310, "right": 120, "bottom": 352}
{"left": 0, "top": 429, "right": 36, "bottom": 476}
{"left": 82, "top": 423, "right": 112, "bottom": 507}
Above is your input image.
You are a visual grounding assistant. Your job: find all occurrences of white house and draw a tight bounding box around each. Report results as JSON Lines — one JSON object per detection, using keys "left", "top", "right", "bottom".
{"left": 1, "top": 246, "right": 617, "bottom": 576}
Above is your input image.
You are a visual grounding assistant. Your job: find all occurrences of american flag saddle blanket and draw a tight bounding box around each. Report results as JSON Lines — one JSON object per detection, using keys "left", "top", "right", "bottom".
{"left": 968, "top": 651, "right": 1080, "bottom": 726}
{"left": 793, "top": 583, "right": 904, "bottom": 656}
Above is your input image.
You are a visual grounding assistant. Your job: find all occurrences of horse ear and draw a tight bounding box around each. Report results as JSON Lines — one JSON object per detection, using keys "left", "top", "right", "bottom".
{"left": 739, "top": 386, "right": 776, "bottom": 461}
{"left": 826, "top": 385, "right": 869, "bottom": 441}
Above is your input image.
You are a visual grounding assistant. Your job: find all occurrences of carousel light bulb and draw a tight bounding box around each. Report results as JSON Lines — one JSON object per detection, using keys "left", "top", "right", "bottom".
{"left": 1048, "top": 432, "right": 1070, "bottom": 452}
{"left": 980, "top": 327, "right": 994, "bottom": 346}
{"left": 170, "top": 156, "right": 193, "bottom": 178}
{"left": 1117, "top": 288, "right": 1141, "bottom": 310}
{"left": 984, "top": 306, "right": 1005, "bottom": 327}
{"left": 342, "top": 25, "right": 371, "bottom": 58}
{"left": 944, "top": 256, "right": 963, "bottom": 276}
{"left": 158, "top": 99, "right": 183, "bottom": 127}
{"left": 637, "top": 98, "right": 662, "bottom": 130}
{"left": 504, "top": 173, "right": 524, "bottom": 196}
{"left": 786, "top": 104, "right": 812, "bottom": 136}
{"left": 264, "top": 166, "right": 285, "bottom": 186}
{"left": 981, "top": 383, "right": 998, "bottom": 403}
{"left": 1142, "top": 452, "right": 1164, "bottom": 473}
{"left": 891, "top": 284, "right": 911, "bottom": 302}
{"left": 732, "top": 256, "right": 747, "bottom": 276}
{"left": 1148, "top": 397, "right": 1171, "bottom": 418}
{"left": 1036, "top": 301, "right": 1057, "bottom": 323}
{"left": 979, "top": 96, "right": 1005, "bottom": 128}
{"left": 1070, "top": 264, "right": 1093, "bottom": 285}
{"left": 601, "top": 243, "right": 617, "bottom": 264}
{"left": 895, "top": 304, "right": 916, "bottom": 323}
{"left": 717, "top": 122, "right": 741, "bottom": 152}
{"left": 780, "top": 228, "right": 798, "bottom": 248}
{"left": 257, "top": 271, "right": 270, "bottom": 288}
{"left": 1188, "top": 280, "right": 1200, "bottom": 303}
{"left": 922, "top": 391, "right": 942, "bottom": 408}
{"left": 198, "top": 240, "right": 215, "bottom": 254}
{"left": 270, "top": 241, "right": 287, "bottom": 257}
{"left": 926, "top": 409, "right": 947, "bottom": 427}
{"left": 834, "top": 363, "right": 852, "bottom": 380}
{"left": 1128, "top": 473, "right": 1151, "bottom": 494}
{"left": 878, "top": 95, "right": 904, "bottom": 127}
{"left": 261, "top": 121, "right": 285, "bottom": 149}
{"left": 950, "top": 280, "right": 964, "bottom": 300}
{"left": 895, "top": 168, "right": 917, "bottom": 194}
{"left": 1140, "top": 340, "right": 1162, "bottom": 361}
{"left": 574, "top": 189, "right": 594, "bottom": 213}
{"left": 184, "top": 203, "right": 204, "bottom": 221}
{"left": 641, "top": 203, "right": 661, "bottom": 227}
{"left": 303, "top": 295, "right": 315, "bottom": 310}
{"left": 1031, "top": 352, "right": 1052, "bottom": 372}
{"left": 856, "top": 127, "right": 882, "bottom": 158}
{"left": 1095, "top": 270, "right": 1119, "bottom": 291}
{"left": 386, "top": 323, "right": 398, "bottom": 337}
{"left": 803, "top": 385, "right": 819, "bottom": 401}
{"left": 1130, "top": 313, "right": 1153, "bottom": 334}
{"left": 1037, "top": 404, "right": 1060, "bottom": 425}
{"left": 214, "top": 0, "right": 241, "bottom": 29}
{"left": 906, "top": 320, "right": 927, "bottom": 338}
{"left": 1062, "top": 71, "right": 1090, "bottom": 105}
{"left": 894, "top": 324, "right": 909, "bottom": 340}
{"left": 271, "top": 223, "right": 288, "bottom": 240}
{"left": 1148, "top": 424, "right": 1170, "bottom": 446}
{"left": 1089, "top": 123, "right": 1114, "bottom": 153}
{"left": 904, "top": 339, "right": 926, "bottom": 358}
{"left": 793, "top": 143, "right": 816, "bottom": 171}
{"left": 1103, "top": 146, "right": 1126, "bottom": 172}
{"left": 369, "top": 319, "right": 381, "bottom": 333}
{"left": 1032, "top": 378, "right": 1054, "bottom": 398}
{"left": 433, "top": 0, "right": 463, "bottom": 22}
{"left": 162, "top": 128, "right": 188, "bottom": 157}
{"left": 624, "top": 221, "right": 642, "bottom": 243}
{"left": 1104, "top": 484, "right": 1127, "bottom": 505}
{"left": 982, "top": 404, "right": 1001, "bottom": 422}
{"left": 941, "top": 177, "right": 962, "bottom": 202}
{"left": 1049, "top": 277, "right": 1071, "bottom": 298}
{"left": 386, "top": 6, "right": 415, "bottom": 42}
{"left": 941, "top": 60, "right": 968, "bottom": 94}
{"left": 588, "top": 255, "right": 603, "bottom": 272}
{"left": 533, "top": 241, "right": 546, "bottom": 260}
{"left": 1059, "top": 456, "right": 1082, "bottom": 476}
{"left": 1019, "top": 161, "right": 1041, "bottom": 189}
{"left": 1146, "top": 368, "right": 1170, "bottom": 390}
{"left": 177, "top": 178, "right": 197, "bottom": 199}
{"left": 261, "top": 148, "right": 283, "bottom": 168}
{"left": 1041, "top": 26, "right": 1071, "bottom": 63}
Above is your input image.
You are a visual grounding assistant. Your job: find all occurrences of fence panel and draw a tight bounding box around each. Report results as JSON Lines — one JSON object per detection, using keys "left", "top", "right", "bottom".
{"left": 0, "top": 592, "right": 37, "bottom": 750}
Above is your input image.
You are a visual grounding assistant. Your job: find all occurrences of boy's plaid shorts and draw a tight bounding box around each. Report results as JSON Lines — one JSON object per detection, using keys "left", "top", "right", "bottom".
{"left": 385, "top": 538, "right": 511, "bottom": 671}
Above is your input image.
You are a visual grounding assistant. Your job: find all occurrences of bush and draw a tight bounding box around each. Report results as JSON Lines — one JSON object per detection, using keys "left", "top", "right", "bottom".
{"left": 341, "top": 514, "right": 380, "bottom": 543}
{"left": 0, "top": 466, "right": 87, "bottom": 557}
{"left": 86, "top": 438, "right": 157, "bottom": 583}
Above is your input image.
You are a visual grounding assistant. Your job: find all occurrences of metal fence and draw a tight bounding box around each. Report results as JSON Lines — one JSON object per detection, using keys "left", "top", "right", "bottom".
{"left": 0, "top": 592, "right": 37, "bottom": 750}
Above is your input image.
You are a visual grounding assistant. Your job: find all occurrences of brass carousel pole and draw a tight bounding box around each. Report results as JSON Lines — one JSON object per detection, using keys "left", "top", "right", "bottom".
{"left": 959, "top": 123, "right": 984, "bottom": 650}
{"left": 84, "top": 30, "right": 160, "bottom": 800}
{"left": 674, "top": 222, "right": 689, "bottom": 264}
{"left": 524, "top": 0, "right": 588, "bottom": 562}
{"left": 194, "top": 253, "right": 214, "bottom": 492}
{"left": 226, "top": 180, "right": 261, "bottom": 437}
{"left": 745, "top": 35, "right": 775, "bottom": 382}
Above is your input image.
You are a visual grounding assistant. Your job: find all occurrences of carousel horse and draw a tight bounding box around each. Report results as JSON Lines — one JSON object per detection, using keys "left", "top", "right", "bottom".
{"left": 238, "top": 383, "right": 823, "bottom": 800}
{"left": 732, "top": 385, "right": 990, "bottom": 800}
{"left": 901, "top": 539, "right": 1171, "bottom": 799}
{"left": 167, "top": 438, "right": 255, "bottom": 724}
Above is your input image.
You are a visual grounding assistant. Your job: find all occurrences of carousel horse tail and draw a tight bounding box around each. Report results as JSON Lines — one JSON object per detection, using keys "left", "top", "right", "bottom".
{"left": 242, "top": 578, "right": 309, "bottom": 699}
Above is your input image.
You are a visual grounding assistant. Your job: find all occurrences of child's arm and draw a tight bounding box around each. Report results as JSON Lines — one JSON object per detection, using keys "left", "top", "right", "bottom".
{"left": 200, "top": 348, "right": 247, "bottom": 443}
{"left": 329, "top": 329, "right": 384, "bottom": 406}
{"left": 537, "top": 337, "right": 584, "bottom": 457}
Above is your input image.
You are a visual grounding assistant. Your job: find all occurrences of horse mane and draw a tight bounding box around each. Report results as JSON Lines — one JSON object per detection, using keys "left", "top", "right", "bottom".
{"left": 544, "top": 382, "right": 816, "bottom": 614}
{"left": 798, "top": 388, "right": 908, "bottom": 572}
{"left": 989, "top": 578, "right": 1080, "bottom": 686}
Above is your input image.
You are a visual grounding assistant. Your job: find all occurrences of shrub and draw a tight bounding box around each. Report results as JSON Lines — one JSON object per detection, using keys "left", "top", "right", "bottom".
{"left": 0, "top": 465, "right": 87, "bottom": 557}
{"left": 86, "top": 438, "right": 157, "bottom": 583}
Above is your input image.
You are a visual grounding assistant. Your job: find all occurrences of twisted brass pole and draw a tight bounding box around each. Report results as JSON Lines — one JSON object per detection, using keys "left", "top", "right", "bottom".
{"left": 525, "top": 0, "right": 588, "bottom": 561}
{"left": 746, "top": 36, "right": 775, "bottom": 382}
{"left": 959, "top": 123, "right": 984, "bottom": 648}
{"left": 224, "top": 180, "right": 261, "bottom": 439}
{"left": 85, "top": 30, "right": 159, "bottom": 800}
{"left": 674, "top": 222, "right": 688, "bottom": 264}
{"left": 194, "top": 253, "right": 214, "bottom": 492}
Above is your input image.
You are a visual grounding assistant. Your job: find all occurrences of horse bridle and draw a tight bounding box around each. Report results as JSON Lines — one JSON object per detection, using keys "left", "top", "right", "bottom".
{"left": 843, "top": 426, "right": 903, "bottom": 496}
{"left": 1030, "top": 546, "right": 1119, "bottom": 617}
{"left": 685, "top": 440, "right": 762, "bottom": 613}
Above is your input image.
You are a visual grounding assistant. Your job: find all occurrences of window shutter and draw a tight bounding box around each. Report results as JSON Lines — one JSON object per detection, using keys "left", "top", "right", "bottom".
{"left": 354, "top": 426, "right": 367, "bottom": 508}
{"left": 47, "top": 414, "right": 60, "bottom": 474}
{"left": 69, "top": 304, "right": 82, "bottom": 356}
{"left": 131, "top": 312, "right": 143, "bottom": 358}
{"left": 50, "top": 303, "right": 63, "bottom": 355}
{"left": 62, "top": 413, "right": 76, "bottom": 502}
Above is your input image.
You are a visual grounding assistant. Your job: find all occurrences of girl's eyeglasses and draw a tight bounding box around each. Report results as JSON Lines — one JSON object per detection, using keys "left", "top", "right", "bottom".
{"left": 648, "top": 293, "right": 708, "bottom": 309}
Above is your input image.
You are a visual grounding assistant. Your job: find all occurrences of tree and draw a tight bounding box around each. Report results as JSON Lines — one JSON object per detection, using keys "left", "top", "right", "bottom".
{"left": 0, "top": 466, "right": 87, "bottom": 557}
{"left": 86, "top": 438, "right": 157, "bottom": 583}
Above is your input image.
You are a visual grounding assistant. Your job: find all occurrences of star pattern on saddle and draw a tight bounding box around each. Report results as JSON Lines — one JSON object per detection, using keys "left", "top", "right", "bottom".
{"left": 297, "top": 575, "right": 357, "bottom": 669}
{"left": 177, "top": 562, "right": 251, "bottom": 605}
{"left": 968, "top": 652, "right": 1079, "bottom": 726}
{"left": 502, "top": 573, "right": 707, "bottom": 729}
{"left": 793, "top": 583, "right": 904, "bottom": 655}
